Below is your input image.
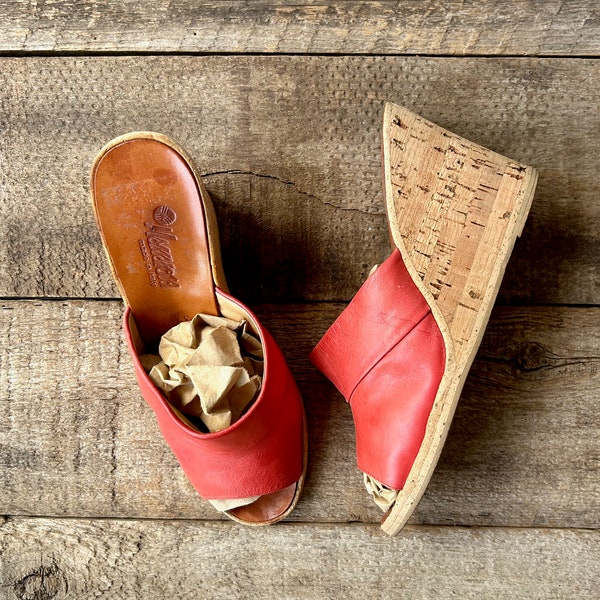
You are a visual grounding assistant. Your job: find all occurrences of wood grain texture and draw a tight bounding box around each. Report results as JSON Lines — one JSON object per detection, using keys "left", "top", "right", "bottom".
{"left": 0, "top": 518, "right": 599, "bottom": 600}
{"left": 0, "top": 56, "right": 598, "bottom": 303}
{"left": 2, "top": 1, "right": 599, "bottom": 56}
{"left": 1, "top": 300, "right": 598, "bottom": 528}
{"left": 1, "top": 0, "right": 596, "bottom": 591}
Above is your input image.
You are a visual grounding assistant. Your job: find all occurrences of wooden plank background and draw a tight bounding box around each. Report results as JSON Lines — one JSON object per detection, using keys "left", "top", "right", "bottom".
{"left": 1, "top": 56, "right": 598, "bottom": 304}
{"left": 1, "top": 2, "right": 599, "bottom": 598}
{"left": 1, "top": 301, "right": 599, "bottom": 528}
{"left": 2, "top": 1, "right": 600, "bottom": 56}
{"left": 1, "top": 519, "right": 599, "bottom": 599}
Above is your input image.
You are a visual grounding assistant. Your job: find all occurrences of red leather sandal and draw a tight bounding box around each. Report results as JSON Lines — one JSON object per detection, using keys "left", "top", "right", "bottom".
{"left": 310, "top": 103, "right": 537, "bottom": 535}
{"left": 91, "top": 132, "right": 307, "bottom": 525}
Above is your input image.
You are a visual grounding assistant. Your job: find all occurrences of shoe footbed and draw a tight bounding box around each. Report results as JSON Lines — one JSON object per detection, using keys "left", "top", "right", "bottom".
{"left": 227, "top": 483, "right": 298, "bottom": 524}
{"left": 91, "top": 136, "right": 218, "bottom": 346}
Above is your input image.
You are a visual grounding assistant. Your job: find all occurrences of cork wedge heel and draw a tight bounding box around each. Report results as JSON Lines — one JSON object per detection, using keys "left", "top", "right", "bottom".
{"left": 310, "top": 103, "right": 537, "bottom": 537}
{"left": 379, "top": 103, "right": 538, "bottom": 535}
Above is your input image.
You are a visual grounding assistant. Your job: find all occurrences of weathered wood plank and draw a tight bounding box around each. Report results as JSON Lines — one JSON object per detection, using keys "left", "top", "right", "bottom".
{"left": 0, "top": 518, "right": 598, "bottom": 600}
{"left": 2, "top": 1, "right": 599, "bottom": 56}
{"left": 1, "top": 300, "right": 598, "bottom": 528}
{"left": 1, "top": 56, "right": 599, "bottom": 303}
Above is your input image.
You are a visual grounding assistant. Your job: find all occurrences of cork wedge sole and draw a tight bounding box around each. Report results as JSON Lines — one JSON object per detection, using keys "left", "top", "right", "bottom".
{"left": 380, "top": 103, "right": 538, "bottom": 536}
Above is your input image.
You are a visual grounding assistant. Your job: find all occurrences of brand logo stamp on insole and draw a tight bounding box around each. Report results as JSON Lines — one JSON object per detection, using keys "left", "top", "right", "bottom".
{"left": 138, "top": 205, "right": 180, "bottom": 287}
{"left": 153, "top": 205, "right": 177, "bottom": 226}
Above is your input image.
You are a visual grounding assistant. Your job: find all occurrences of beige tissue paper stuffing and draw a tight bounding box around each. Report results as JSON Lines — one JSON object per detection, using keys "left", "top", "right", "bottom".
{"left": 140, "top": 313, "right": 264, "bottom": 511}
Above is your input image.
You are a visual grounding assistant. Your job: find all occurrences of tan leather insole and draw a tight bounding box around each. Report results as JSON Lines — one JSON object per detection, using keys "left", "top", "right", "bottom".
{"left": 91, "top": 137, "right": 219, "bottom": 346}
{"left": 228, "top": 483, "right": 297, "bottom": 524}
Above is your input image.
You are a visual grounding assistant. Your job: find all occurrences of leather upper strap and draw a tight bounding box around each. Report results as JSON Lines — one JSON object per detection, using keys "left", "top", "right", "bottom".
{"left": 125, "top": 291, "right": 305, "bottom": 500}
{"left": 310, "top": 249, "right": 446, "bottom": 489}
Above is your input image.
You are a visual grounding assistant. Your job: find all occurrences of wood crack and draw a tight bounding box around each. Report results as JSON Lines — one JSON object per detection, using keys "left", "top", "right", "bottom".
{"left": 202, "top": 169, "right": 382, "bottom": 216}
{"left": 479, "top": 352, "right": 600, "bottom": 375}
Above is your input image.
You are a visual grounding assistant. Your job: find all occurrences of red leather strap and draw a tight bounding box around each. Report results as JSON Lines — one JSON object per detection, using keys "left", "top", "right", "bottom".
{"left": 125, "top": 290, "right": 304, "bottom": 500}
{"left": 310, "top": 249, "right": 446, "bottom": 490}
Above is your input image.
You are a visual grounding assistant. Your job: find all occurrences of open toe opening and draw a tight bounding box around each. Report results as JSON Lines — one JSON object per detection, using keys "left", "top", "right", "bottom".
{"left": 226, "top": 482, "right": 299, "bottom": 525}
